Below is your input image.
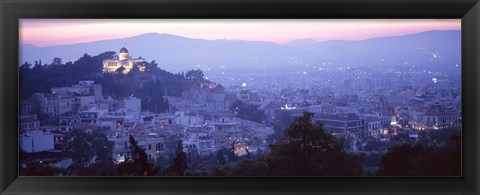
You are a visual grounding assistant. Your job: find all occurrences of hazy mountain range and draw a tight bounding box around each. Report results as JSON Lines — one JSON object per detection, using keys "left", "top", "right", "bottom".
{"left": 21, "top": 30, "right": 461, "bottom": 72}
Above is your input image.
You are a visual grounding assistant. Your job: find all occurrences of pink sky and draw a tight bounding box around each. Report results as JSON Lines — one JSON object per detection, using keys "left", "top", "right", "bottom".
{"left": 20, "top": 19, "right": 461, "bottom": 47}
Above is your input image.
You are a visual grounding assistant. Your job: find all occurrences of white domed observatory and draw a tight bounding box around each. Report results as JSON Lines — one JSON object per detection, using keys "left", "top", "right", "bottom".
{"left": 103, "top": 47, "right": 146, "bottom": 74}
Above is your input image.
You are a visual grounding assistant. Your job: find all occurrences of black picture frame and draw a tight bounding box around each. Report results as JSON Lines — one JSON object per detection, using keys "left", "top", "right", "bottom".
{"left": 1, "top": 0, "right": 479, "bottom": 194}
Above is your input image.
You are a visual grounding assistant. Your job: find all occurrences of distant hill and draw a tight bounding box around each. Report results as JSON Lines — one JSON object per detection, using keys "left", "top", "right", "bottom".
{"left": 286, "top": 30, "right": 461, "bottom": 66}
{"left": 21, "top": 30, "right": 461, "bottom": 72}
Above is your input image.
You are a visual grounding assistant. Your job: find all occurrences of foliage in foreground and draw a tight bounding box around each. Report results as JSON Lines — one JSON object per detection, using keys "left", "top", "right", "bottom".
{"left": 20, "top": 113, "right": 461, "bottom": 176}
{"left": 377, "top": 136, "right": 461, "bottom": 176}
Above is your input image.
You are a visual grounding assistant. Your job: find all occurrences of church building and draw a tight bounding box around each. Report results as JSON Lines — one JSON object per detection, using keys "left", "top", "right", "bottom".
{"left": 103, "top": 47, "right": 145, "bottom": 74}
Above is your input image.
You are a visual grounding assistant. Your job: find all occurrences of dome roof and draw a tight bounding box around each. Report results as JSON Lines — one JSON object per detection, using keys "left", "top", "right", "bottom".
{"left": 119, "top": 47, "right": 128, "bottom": 53}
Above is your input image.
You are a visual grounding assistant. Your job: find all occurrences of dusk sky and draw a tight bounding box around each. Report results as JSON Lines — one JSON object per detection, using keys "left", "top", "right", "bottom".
{"left": 20, "top": 19, "right": 460, "bottom": 47}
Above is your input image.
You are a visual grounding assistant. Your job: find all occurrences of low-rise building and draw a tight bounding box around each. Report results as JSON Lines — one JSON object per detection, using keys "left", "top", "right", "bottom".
{"left": 209, "top": 117, "right": 241, "bottom": 138}
{"left": 98, "top": 115, "right": 125, "bottom": 131}
{"left": 313, "top": 113, "right": 363, "bottom": 138}
{"left": 79, "top": 108, "right": 107, "bottom": 124}
{"left": 33, "top": 93, "right": 61, "bottom": 117}
{"left": 58, "top": 115, "right": 80, "bottom": 132}
{"left": 76, "top": 95, "right": 96, "bottom": 111}
{"left": 124, "top": 96, "right": 141, "bottom": 113}
{"left": 152, "top": 113, "right": 181, "bottom": 130}
{"left": 20, "top": 100, "right": 38, "bottom": 115}
{"left": 20, "top": 130, "right": 54, "bottom": 153}
{"left": 183, "top": 126, "right": 216, "bottom": 156}
{"left": 19, "top": 114, "right": 41, "bottom": 132}
{"left": 109, "top": 133, "right": 166, "bottom": 163}
{"left": 408, "top": 105, "right": 461, "bottom": 130}
{"left": 175, "top": 111, "right": 204, "bottom": 126}
{"left": 262, "top": 100, "right": 281, "bottom": 123}
{"left": 361, "top": 115, "right": 392, "bottom": 137}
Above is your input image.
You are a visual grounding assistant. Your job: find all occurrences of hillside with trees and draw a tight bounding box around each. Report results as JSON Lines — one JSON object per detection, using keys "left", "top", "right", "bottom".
{"left": 20, "top": 52, "right": 208, "bottom": 112}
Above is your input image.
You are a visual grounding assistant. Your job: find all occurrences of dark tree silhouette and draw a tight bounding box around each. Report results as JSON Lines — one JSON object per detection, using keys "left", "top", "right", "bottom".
{"left": 51, "top": 57, "right": 62, "bottom": 66}
{"left": 185, "top": 69, "right": 205, "bottom": 84}
{"left": 20, "top": 163, "right": 64, "bottom": 176}
{"left": 230, "top": 100, "right": 265, "bottom": 123}
{"left": 121, "top": 135, "right": 156, "bottom": 176}
{"left": 63, "top": 129, "right": 94, "bottom": 166}
{"left": 215, "top": 148, "right": 228, "bottom": 165}
{"left": 377, "top": 140, "right": 460, "bottom": 176}
{"left": 266, "top": 112, "right": 364, "bottom": 176}
{"left": 169, "top": 140, "right": 188, "bottom": 176}
{"left": 115, "top": 66, "right": 126, "bottom": 74}
{"left": 266, "top": 125, "right": 286, "bottom": 143}
{"left": 63, "top": 129, "right": 115, "bottom": 174}
{"left": 225, "top": 158, "right": 270, "bottom": 176}
{"left": 228, "top": 141, "right": 238, "bottom": 162}
{"left": 90, "top": 130, "right": 114, "bottom": 163}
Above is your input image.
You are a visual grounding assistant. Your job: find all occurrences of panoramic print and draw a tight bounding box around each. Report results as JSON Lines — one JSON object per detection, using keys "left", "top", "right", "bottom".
{"left": 19, "top": 19, "right": 461, "bottom": 176}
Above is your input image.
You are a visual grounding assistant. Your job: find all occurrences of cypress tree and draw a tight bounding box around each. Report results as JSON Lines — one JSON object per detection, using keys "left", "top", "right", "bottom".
{"left": 128, "top": 135, "right": 155, "bottom": 176}
{"left": 170, "top": 140, "right": 188, "bottom": 176}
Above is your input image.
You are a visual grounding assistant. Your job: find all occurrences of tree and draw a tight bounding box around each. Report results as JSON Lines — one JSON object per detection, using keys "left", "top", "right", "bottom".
{"left": 184, "top": 153, "right": 216, "bottom": 176}
{"left": 216, "top": 148, "right": 227, "bottom": 165}
{"left": 139, "top": 79, "right": 168, "bottom": 112}
{"left": 20, "top": 62, "right": 32, "bottom": 70}
{"left": 127, "top": 64, "right": 142, "bottom": 76}
{"left": 230, "top": 100, "right": 265, "bottom": 123}
{"left": 90, "top": 130, "right": 114, "bottom": 163}
{"left": 79, "top": 161, "right": 118, "bottom": 176}
{"left": 266, "top": 124, "right": 286, "bottom": 143}
{"left": 391, "top": 132, "right": 412, "bottom": 144}
{"left": 185, "top": 69, "right": 205, "bottom": 83}
{"left": 225, "top": 158, "right": 270, "bottom": 176}
{"left": 377, "top": 141, "right": 460, "bottom": 176}
{"left": 266, "top": 112, "right": 364, "bottom": 176}
{"left": 20, "top": 52, "right": 197, "bottom": 105}
{"left": 164, "top": 135, "right": 181, "bottom": 155}
{"left": 115, "top": 66, "right": 126, "bottom": 74}
{"left": 228, "top": 141, "right": 238, "bottom": 162}
{"left": 144, "top": 60, "right": 159, "bottom": 73}
{"left": 363, "top": 139, "right": 386, "bottom": 151}
{"left": 64, "top": 129, "right": 94, "bottom": 166}
{"left": 20, "top": 162, "right": 64, "bottom": 176}
{"left": 119, "top": 135, "right": 156, "bottom": 176}
{"left": 51, "top": 57, "right": 62, "bottom": 66}
{"left": 169, "top": 140, "right": 188, "bottom": 176}
{"left": 164, "top": 98, "right": 170, "bottom": 112}
{"left": 186, "top": 145, "right": 199, "bottom": 162}
{"left": 63, "top": 129, "right": 116, "bottom": 176}
{"left": 20, "top": 52, "right": 112, "bottom": 99}
{"left": 278, "top": 111, "right": 293, "bottom": 129}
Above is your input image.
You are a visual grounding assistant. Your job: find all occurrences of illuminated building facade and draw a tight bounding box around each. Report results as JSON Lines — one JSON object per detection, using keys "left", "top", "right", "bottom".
{"left": 103, "top": 47, "right": 145, "bottom": 74}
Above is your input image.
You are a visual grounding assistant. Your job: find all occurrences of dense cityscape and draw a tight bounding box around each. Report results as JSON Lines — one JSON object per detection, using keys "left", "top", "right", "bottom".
{"left": 18, "top": 20, "right": 461, "bottom": 176}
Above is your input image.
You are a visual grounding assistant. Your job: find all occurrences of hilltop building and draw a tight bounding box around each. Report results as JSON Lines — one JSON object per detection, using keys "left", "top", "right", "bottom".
{"left": 103, "top": 47, "right": 145, "bottom": 74}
